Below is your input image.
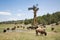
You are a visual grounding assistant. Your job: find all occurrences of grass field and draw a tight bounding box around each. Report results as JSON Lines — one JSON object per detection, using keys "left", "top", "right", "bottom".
{"left": 0, "top": 24, "right": 60, "bottom": 40}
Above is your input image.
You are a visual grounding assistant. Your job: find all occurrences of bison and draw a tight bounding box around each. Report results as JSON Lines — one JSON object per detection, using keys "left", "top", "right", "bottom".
{"left": 51, "top": 25, "right": 54, "bottom": 31}
{"left": 27, "top": 26, "right": 38, "bottom": 30}
{"left": 17, "top": 26, "right": 19, "bottom": 28}
{"left": 6, "top": 28, "right": 10, "bottom": 30}
{"left": 3, "top": 29, "right": 6, "bottom": 33}
{"left": 36, "top": 27, "right": 47, "bottom": 36}
{"left": 11, "top": 26, "right": 16, "bottom": 30}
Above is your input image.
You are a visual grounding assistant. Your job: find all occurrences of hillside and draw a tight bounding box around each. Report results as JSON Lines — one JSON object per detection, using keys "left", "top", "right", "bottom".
{"left": 0, "top": 11, "right": 60, "bottom": 25}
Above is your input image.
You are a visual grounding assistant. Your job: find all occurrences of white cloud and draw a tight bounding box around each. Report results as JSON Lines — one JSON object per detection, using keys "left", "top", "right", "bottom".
{"left": 0, "top": 12, "right": 11, "bottom": 15}
{"left": 0, "top": 17, "right": 20, "bottom": 22}
{"left": 17, "top": 13, "right": 26, "bottom": 17}
{"left": 17, "top": 13, "right": 22, "bottom": 17}
{"left": 8, "top": 18, "right": 18, "bottom": 21}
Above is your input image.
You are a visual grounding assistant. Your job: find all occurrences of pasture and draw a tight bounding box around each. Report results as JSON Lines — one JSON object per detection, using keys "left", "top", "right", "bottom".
{"left": 0, "top": 24, "right": 60, "bottom": 40}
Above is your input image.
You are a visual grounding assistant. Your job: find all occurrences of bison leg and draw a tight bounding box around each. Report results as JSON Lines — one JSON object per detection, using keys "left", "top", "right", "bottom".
{"left": 44, "top": 32, "right": 47, "bottom": 36}
{"left": 40, "top": 31, "right": 47, "bottom": 36}
{"left": 40, "top": 32, "right": 44, "bottom": 36}
{"left": 36, "top": 30, "right": 38, "bottom": 36}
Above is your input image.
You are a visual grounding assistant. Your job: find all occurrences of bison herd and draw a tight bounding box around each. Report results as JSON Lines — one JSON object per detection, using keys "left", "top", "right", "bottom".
{"left": 3, "top": 24, "right": 56, "bottom": 36}
{"left": 3, "top": 26, "right": 22, "bottom": 33}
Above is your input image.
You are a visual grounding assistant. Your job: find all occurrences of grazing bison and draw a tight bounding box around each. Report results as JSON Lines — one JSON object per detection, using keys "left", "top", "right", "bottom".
{"left": 11, "top": 27, "right": 16, "bottom": 30}
{"left": 27, "top": 26, "right": 33, "bottom": 29}
{"left": 27, "top": 26, "right": 38, "bottom": 30}
{"left": 14, "top": 26, "right": 16, "bottom": 28}
{"left": 51, "top": 25, "right": 54, "bottom": 31}
{"left": 6, "top": 28, "right": 10, "bottom": 30}
{"left": 20, "top": 26, "right": 22, "bottom": 28}
{"left": 17, "top": 26, "right": 19, "bottom": 28}
{"left": 11, "top": 28, "right": 15, "bottom": 30}
{"left": 3, "top": 29, "right": 6, "bottom": 33}
{"left": 23, "top": 26, "right": 25, "bottom": 29}
{"left": 51, "top": 27, "right": 54, "bottom": 31}
{"left": 36, "top": 27, "right": 47, "bottom": 36}
{"left": 43, "top": 25, "right": 46, "bottom": 28}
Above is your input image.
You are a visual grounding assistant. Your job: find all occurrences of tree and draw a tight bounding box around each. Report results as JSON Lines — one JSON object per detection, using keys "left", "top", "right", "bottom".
{"left": 28, "top": 5, "right": 39, "bottom": 26}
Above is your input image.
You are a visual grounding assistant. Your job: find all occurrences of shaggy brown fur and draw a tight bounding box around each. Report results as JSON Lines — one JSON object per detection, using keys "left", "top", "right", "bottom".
{"left": 36, "top": 27, "right": 47, "bottom": 36}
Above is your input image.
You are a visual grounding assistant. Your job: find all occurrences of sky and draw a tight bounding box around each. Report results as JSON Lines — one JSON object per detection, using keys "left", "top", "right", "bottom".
{"left": 0, "top": 0, "right": 60, "bottom": 22}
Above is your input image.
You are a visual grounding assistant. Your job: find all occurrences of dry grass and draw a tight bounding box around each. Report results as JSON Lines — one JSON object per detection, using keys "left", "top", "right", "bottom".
{"left": 0, "top": 24, "right": 60, "bottom": 40}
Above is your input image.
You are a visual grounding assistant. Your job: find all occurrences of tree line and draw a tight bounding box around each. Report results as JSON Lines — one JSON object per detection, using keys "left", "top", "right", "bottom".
{"left": 24, "top": 12, "right": 60, "bottom": 25}
{"left": 0, "top": 11, "right": 60, "bottom": 25}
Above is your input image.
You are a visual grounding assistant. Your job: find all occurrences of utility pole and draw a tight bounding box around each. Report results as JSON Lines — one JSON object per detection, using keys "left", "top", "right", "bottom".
{"left": 28, "top": 4, "right": 39, "bottom": 26}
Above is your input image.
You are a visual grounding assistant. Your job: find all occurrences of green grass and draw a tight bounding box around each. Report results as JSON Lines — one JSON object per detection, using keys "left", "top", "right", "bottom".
{"left": 0, "top": 24, "right": 60, "bottom": 40}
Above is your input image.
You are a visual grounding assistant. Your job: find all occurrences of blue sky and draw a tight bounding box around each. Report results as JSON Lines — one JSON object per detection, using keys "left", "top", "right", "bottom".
{"left": 0, "top": 0, "right": 60, "bottom": 22}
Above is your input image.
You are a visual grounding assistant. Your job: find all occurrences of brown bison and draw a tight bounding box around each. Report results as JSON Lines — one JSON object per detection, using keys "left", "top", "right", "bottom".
{"left": 36, "top": 27, "right": 47, "bottom": 36}
{"left": 27, "top": 26, "right": 38, "bottom": 30}
{"left": 6, "top": 28, "right": 10, "bottom": 30}
{"left": 11, "top": 28, "right": 15, "bottom": 30}
{"left": 43, "top": 25, "right": 46, "bottom": 28}
{"left": 51, "top": 25, "right": 54, "bottom": 31}
{"left": 51, "top": 27, "right": 54, "bottom": 31}
{"left": 17, "top": 26, "right": 19, "bottom": 28}
{"left": 14, "top": 26, "right": 16, "bottom": 29}
{"left": 11, "top": 26, "right": 16, "bottom": 30}
{"left": 23, "top": 26, "right": 25, "bottom": 29}
{"left": 3, "top": 29, "right": 6, "bottom": 33}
